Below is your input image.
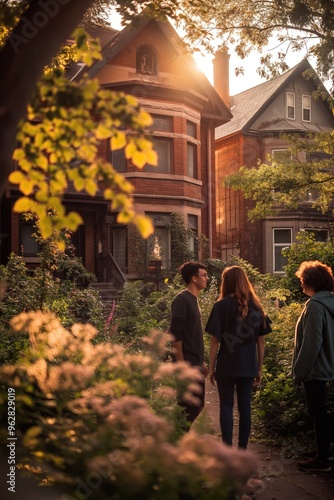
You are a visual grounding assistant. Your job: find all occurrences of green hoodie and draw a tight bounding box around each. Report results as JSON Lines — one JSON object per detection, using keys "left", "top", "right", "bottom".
{"left": 292, "top": 291, "right": 334, "bottom": 383}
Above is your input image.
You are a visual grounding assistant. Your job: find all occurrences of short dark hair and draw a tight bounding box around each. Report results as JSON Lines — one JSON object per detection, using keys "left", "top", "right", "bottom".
{"left": 178, "top": 262, "right": 206, "bottom": 285}
{"left": 295, "top": 260, "right": 334, "bottom": 292}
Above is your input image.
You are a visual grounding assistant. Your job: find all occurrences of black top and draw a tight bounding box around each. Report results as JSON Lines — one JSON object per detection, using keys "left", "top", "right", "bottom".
{"left": 170, "top": 290, "right": 204, "bottom": 366}
{"left": 205, "top": 295, "right": 272, "bottom": 377}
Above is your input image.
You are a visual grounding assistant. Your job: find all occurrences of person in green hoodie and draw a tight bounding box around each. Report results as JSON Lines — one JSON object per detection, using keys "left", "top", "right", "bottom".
{"left": 292, "top": 260, "right": 334, "bottom": 472}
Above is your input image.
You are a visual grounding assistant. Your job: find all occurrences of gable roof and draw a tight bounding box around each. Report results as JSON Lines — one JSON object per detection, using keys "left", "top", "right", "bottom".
{"left": 70, "top": 16, "right": 232, "bottom": 124}
{"left": 215, "top": 59, "right": 331, "bottom": 140}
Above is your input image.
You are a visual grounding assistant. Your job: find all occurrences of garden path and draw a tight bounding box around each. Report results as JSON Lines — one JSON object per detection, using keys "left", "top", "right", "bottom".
{"left": 204, "top": 385, "right": 334, "bottom": 499}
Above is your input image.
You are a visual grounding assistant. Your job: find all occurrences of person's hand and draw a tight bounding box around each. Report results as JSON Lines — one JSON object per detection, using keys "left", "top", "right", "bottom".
{"left": 202, "top": 362, "right": 208, "bottom": 377}
{"left": 253, "top": 372, "right": 262, "bottom": 387}
{"left": 209, "top": 370, "right": 216, "bottom": 386}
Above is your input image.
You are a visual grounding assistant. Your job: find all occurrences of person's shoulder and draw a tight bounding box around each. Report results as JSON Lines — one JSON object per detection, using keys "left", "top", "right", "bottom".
{"left": 214, "top": 295, "right": 235, "bottom": 309}
{"left": 173, "top": 289, "right": 192, "bottom": 303}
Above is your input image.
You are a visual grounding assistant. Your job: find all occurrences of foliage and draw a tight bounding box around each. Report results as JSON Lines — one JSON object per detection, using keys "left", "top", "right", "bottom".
{"left": 251, "top": 300, "right": 318, "bottom": 453}
{"left": 113, "top": 276, "right": 184, "bottom": 350}
{"left": 0, "top": 311, "right": 261, "bottom": 499}
{"left": 226, "top": 131, "right": 334, "bottom": 221}
{"left": 9, "top": 26, "right": 157, "bottom": 248}
{"left": 281, "top": 230, "right": 334, "bottom": 300}
{"left": 2, "top": 1, "right": 334, "bottom": 244}
{"left": 0, "top": 252, "right": 105, "bottom": 364}
{"left": 170, "top": 212, "right": 196, "bottom": 269}
{"left": 175, "top": 0, "right": 334, "bottom": 92}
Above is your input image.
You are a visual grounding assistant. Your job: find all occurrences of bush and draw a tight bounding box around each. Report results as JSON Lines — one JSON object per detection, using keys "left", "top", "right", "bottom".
{"left": 0, "top": 253, "right": 105, "bottom": 364}
{"left": 282, "top": 231, "right": 334, "bottom": 300}
{"left": 0, "top": 312, "right": 261, "bottom": 499}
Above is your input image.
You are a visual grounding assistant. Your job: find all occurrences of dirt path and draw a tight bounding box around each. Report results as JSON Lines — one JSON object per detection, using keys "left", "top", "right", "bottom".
{"left": 204, "top": 385, "right": 334, "bottom": 499}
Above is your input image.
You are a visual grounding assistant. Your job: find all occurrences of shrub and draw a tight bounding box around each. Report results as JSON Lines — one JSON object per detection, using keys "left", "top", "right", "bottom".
{"left": 282, "top": 231, "right": 334, "bottom": 300}
{"left": 0, "top": 253, "right": 105, "bottom": 365}
{"left": 0, "top": 312, "right": 261, "bottom": 499}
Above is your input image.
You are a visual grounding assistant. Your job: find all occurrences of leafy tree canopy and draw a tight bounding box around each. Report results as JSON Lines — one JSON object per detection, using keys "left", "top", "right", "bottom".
{"left": 1, "top": 0, "right": 334, "bottom": 245}
{"left": 175, "top": 0, "right": 334, "bottom": 93}
{"left": 225, "top": 131, "right": 334, "bottom": 221}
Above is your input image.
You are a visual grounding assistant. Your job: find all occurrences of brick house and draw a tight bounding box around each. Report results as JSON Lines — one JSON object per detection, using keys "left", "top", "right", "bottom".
{"left": 213, "top": 54, "right": 334, "bottom": 274}
{"left": 0, "top": 15, "right": 231, "bottom": 287}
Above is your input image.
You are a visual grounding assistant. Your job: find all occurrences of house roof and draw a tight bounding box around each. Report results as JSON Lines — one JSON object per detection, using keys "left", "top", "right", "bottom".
{"left": 215, "top": 59, "right": 331, "bottom": 140}
{"left": 69, "top": 16, "right": 232, "bottom": 124}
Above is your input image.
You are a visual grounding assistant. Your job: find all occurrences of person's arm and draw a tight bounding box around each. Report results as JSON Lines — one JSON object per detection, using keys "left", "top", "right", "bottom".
{"left": 254, "top": 335, "right": 265, "bottom": 386}
{"left": 293, "top": 303, "right": 324, "bottom": 382}
{"left": 171, "top": 339, "right": 184, "bottom": 362}
{"left": 208, "top": 336, "right": 219, "bottom": 386}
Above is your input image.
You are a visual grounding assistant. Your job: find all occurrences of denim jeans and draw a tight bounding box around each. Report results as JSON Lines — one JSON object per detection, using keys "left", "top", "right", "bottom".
{"left": 302, "top": 380, "right": 331, "bottom": 461}
{"left": 216, "top": 376, "right": 254, "bottom": 449}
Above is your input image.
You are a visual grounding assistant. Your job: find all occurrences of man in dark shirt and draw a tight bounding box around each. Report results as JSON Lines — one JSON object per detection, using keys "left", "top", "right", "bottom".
{"left": 170, "top": 262, "right": 209, "bottom": 429}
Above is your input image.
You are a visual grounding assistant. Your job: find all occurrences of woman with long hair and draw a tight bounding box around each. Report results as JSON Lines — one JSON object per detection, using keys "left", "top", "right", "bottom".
{"left": 206, "top": 265, "right": 271, "bottom": 449}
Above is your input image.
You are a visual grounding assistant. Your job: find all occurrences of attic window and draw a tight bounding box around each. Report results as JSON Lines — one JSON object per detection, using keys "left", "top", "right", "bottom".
{"left": 136, "top": 47, "right": 157, "bottom": 75}
{"left": 302, "top": 94, "right": 311, "bottom": 122}
{"left": 286, "top": 92, "right": 295, "bottom": 120}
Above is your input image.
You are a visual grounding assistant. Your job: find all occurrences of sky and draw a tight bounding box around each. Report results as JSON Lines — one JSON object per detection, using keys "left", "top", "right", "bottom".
{"left": 108, "top": 11, "right": 330, "bottom": 96}
{"left": 193, "top": 47, "right": 325, "bottom": 96}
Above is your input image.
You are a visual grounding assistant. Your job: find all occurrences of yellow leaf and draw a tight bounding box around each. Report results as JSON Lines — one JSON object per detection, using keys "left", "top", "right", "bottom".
{"left": 65, "top": 212, "right": 83, "bottom": 231}
{"left": 135, "top": 214, "right": 154, "bottom": 238}
{"left": 136, "top": 111, "right": 153, "bottom": 127}
{"left": 13, "top": 197, "right": 35, "bottom": 213}
{"left": 132, "top": 150, "right": 147, "bottom": 169}
{"left": 35, "top": 155, "right": 48, "bottom": 170}
{"left": 85, "top": 179, "right": 97, "bottom": 196}
{"left": 146, "top": 150, "right": 158, "bottom": 166}
{"left": 96, "top": 124, "right": 112, "bottom": 140}
{"left": 19, "top": 159, "right": 32, "bottom": 172}
{"left": 73, "top": 177, "right": 85, "bottom": 191}
{"left": 117, "top": 210, "right": 133, "bottom": 224}
{"left": 20, "top": 179, "right": 35, "bottom": 195}
{"left": 111, "top": 133, "right": 126, "bottom": 151}
{"left": 12, "top": 148, "right": 25, "bottom": 161}
{"left": 39, "top": 217, "right": 53, "bottom": 239}
{"left": 8, "top": 171, "right": 25, "bottom": 184}
{"left": 124, "top": 141, "right": 136, "bottom": 159}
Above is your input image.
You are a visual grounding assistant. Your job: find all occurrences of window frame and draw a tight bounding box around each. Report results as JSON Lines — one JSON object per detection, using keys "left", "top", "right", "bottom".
{"left": 187, "top": 142, "right": 197, "bottom": 178}
{"left": 302, "top": 94, "right": 311, "bottom": 122}
{"left": 136, "top": 46, "right": 157, "bottom": 75}
{"left": 145, "top": 137, "right": 172, "bottom": 173}
{"left": 109, "top": 147, "right": 126, "bottom": 173}
{"left": 271, "top": 149, "right": 292, "bottom": 163}
{"left": 286, "top": 92, "right": 295, "bottom": 120}
{"left": 273, "top": 228, "right": 292, "bottom": 274}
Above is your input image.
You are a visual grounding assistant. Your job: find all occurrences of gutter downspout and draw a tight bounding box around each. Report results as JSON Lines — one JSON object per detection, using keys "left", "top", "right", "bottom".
{"left": 207, "top": 123, "right": 213, "bottom": 258}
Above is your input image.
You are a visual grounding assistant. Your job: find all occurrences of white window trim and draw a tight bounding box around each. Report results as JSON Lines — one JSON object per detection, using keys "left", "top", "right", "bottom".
{"left": 302, "top": 94, "right": 311, "bottom": 122}
{"left": 286, "top": 91, "right": 295, "bottom": 120}
{"left": 273, "top": 228, "right": 292, "bottom": 274}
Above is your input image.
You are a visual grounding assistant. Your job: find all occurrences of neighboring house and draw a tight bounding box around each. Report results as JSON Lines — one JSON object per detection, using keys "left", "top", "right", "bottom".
{"left": 213, "top": 55, "right": 334, "bottom": 274}
{"left": 0, "top": 15, "right": 231, "bottom": 288}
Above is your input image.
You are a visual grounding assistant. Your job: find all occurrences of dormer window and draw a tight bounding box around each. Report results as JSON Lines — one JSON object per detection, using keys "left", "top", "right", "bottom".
{"left": 136, "top": 47, "right": 157, "bottom": 75}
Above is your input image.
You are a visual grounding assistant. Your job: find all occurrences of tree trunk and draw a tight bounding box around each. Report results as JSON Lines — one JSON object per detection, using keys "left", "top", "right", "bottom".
{"left": 0, "top": 0, "right": 95, "bottom": 199}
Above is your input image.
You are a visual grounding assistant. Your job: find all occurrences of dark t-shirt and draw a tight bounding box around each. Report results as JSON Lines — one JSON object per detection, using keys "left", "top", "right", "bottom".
{"left": 205, "top": 295, "right": 271, "bottom": 377}
{"left": 170, "top": 290, "right": 204, "bottom": 366}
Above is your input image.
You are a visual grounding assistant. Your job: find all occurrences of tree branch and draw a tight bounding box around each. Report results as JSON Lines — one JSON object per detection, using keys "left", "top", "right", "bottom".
{"left": 0, "top": 0, "right": 95, "bottom": 199}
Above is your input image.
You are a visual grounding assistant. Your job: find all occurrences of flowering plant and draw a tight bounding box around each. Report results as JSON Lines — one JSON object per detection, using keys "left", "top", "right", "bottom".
{"left": 0, "top": 312, "right": 261, "bottom": 499}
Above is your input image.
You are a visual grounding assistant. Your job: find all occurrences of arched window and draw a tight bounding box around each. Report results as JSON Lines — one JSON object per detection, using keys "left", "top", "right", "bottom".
{"left": 136, "top": 47, "right": 157, "bottom": 75}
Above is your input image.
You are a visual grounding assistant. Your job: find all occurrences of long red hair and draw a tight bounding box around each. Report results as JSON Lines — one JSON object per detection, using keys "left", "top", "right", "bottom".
{"left": 219, "top": 266, "right": 265, "bottom": 319}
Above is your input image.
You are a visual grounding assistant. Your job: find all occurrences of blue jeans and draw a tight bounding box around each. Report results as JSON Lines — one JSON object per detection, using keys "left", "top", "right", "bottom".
{"left": 216, "top": 376, "right": 254, "bottom": 449}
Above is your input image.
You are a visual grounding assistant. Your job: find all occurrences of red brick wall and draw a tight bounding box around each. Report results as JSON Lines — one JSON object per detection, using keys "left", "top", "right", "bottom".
{"left": 215, "top": 133, "right": 265, "bottom": 270}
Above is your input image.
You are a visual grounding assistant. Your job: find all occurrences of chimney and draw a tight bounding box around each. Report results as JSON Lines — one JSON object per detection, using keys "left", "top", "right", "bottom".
{"left": 213, "top": 46, "right": 230, "bottom": 109}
